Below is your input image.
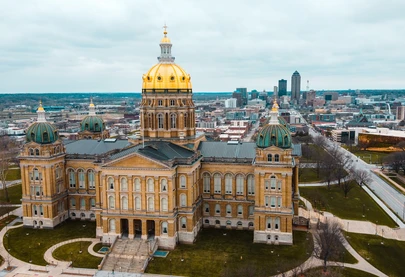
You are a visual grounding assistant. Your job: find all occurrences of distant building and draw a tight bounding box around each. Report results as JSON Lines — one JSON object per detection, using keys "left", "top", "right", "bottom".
{"left": 308, "top": 113, "right": 336, "bottom": 123}
{"left": 324, "top": 92, "right": 339, "bottom": 102}
{"left": 274, "top": 86, "right": 278, "bottom": 98}
{"left": 396, "top": 106, "right": 405, "bottom": 121}
{"left": 224, "top": 98, "right": 237, "bottom": 108}
{"left": 251, "top": 90, "right": 259, "bottom": 100}
{"left": 331, "top": 129, "right": 356, "bottom": 144}
{"left": 278, "top": 79, "right": 287, "bottom": 96}
{"left": 291, "top": 71, "right": 301, "bottom": 103}
{"left": 236, "top": 88, "right": 248, "bottom": 105}
{"left": 232, "top": 91, "right": 242, "bottom": 107}
{"left": 306, "top": 90, "right": 316, "bottom": 106}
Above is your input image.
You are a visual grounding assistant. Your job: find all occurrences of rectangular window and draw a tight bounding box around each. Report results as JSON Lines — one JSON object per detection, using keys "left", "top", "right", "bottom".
{"left": 277, "top": 180, "right": 282, "bottom": 191}
{"left": 271, "top": 197, "right": 276, "bottom": 208}
{"left": 270, "top": 178, "right": 276, "bottom": 190}
{"left": 265, "top": 196, "right": 269, "bottom": 207}
{"left": 277, "top": 197, "right": 282, "bottom": 208}
{"left": 203, "top": 175, "right": 210, "bottom": 193}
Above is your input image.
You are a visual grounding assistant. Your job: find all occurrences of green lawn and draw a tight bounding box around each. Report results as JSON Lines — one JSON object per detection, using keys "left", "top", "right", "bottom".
{"left": 93, "top": 242, "right": 104, "bottom": 253}
{"left": 53, "top": 241, "right": 102, "bottom": 269}
{"left": 304, "top": 267, "right": 377, "bottom": 277}
{"left": 3, "top": 220, "right": 96, "bottom": 265}
{"left": 300, "top": 185, "right": 397, "bottom": 227}
{"left": 346, "top": 232, "right": 405, "bottom": 277}
{"left": 344, "top": 148, "right": 389, "bottom": 165}
{"left": 146, "top": 229, "right": 313, "bottom": 277}
{"left": 299, "top": 168, "right": 328, "bottom": 183}
{"left": 5, "top": 168, "right": 21, "bottom": 181}
{"left": 0, "top": 183, "right": 22, "bottom": 204}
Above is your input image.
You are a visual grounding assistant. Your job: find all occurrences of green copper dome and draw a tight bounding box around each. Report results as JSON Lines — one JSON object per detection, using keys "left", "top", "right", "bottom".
{"left": 256, "top": 124, "right": 291, "bottom": 149}
{"left": 278, "top": 116, "right": 289, "bottom": 128}
{"left": 26, "top": 122, "right": 59, "bottom": 144}
{"left": 81, "top": 116, "right": 105, "bottom": 132}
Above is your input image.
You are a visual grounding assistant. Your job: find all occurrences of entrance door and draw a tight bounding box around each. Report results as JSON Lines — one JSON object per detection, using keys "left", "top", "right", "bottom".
{"left": 134, "top": 219, "right": 142, "bottom": 239}
{"left": 121, "top": 219, "right": 129, "bottom": 238}
{"left": 147, "top": 220, "right": 155, "bottom": 239}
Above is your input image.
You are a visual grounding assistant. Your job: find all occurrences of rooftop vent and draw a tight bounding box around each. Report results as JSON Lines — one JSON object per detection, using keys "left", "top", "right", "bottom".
{"left": 104, "top": 138, "right": 117, "bottom": 143}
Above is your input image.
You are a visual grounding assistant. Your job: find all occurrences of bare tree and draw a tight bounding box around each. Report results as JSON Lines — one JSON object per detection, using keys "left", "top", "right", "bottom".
{"left": 341, "top": 173, "right": 355, "bottom": 198}
{"left": 334, "top": 151, "right": 353, "bottom": 187}
{"left": 0, "top": 136, "right": 16, "bottom": 203}
{"left": 320, "top": 153, "right": 337, "bottom": 189}
{"left": 352, "top": 169, "right": 371, "bottom": 186}
{"left": 313, "top": 219, "right": 344, "bottom": 272}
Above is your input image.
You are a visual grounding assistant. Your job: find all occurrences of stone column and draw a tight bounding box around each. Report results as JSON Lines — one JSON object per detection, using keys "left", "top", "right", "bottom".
{"left": 128, "top": 219, "right": 134, "bottom": 239}
{"left": 141, "top": 219, "right": 147, "bottom": 240}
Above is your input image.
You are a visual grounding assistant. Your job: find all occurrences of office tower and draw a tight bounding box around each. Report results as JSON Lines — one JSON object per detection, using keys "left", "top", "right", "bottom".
{"left": 274, "top": 86, "right": 278, "bottom": 98}
{"left": 251, "top": 89, "right": 259, "bottom": 100}
{"left": 291, "top": 71, "right": 301, "bottom": 102}
{"left": 278, "top": 79, "right": 287, "bottom": 96}
{"left": 236, "top": 88, "right": 248, "bottom": 105}
{"left": 232, "top": 91, "right": 243, "bottom": 107}
{"left": 397, "top": 106, "right": 405, "bottom": 121}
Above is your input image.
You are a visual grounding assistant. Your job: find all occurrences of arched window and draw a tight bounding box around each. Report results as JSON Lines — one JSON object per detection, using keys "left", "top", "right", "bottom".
{"left": 203, "top": 173, "right": 210, "bottom": 193}
{"left": 180, "top": 175, "right": 186, "bottom": 189}
{"left": 226, "top": 220, "right": 232, "bottom": 226}
{"left": 249, "top": 205, "right": 254, "bottom": 216}
{"left": 170, "top": 113, "right": 176, "bottom": 129}
{"left": 134, "top": 178, "right": 141, "bottom": 191}
{"left": 248, "top": 222, "right": 254, "bottom": 227}
{"left": 147, "top": 196, "right": 154, "bottom": 211}
{"left": 180, "top": 194, "right": 186, "bottom": 207}
{"left": 275, "top": 154, "right": 280, "bottom": 162}
{"left": 157, "top": 114, "right": 164, "bottom": 129}
{"left": 284, "top": 135, "right": 289, "bottom": 145}
{"left": 277, "top": 197, "right": 282, "bottom": 208}
{"left": 204, "top": 203, "right": 209, "bottom": 213}
{"left": 39, "top": 205, "right": 43, "bottom": 215}
{"left": 214, "top": 173, "right": 221, "bottom": 194}
{"left": 161, "top": 197, "right": 168, "bottom": 211}
{"left": 108, "top": 196, "right": 115, "bottom": 209}
{"left": 266, "top": 217, "right": 272, "bottom": 229}
{"left": 215, "top": 220, "right": 220, "bottom": 225}
{"left": 120, "top": 178, "right": 128, "bottom": 191}
{"left": 90, "top": 198, "right": 95, "bottom": 208}
{"left": 270, "top": 176, "right": 276, "bottom": 189}
{"left": 147, "top": 178, "right": 154, "bottom": 192}
{"left": 236, "top": 174, "right": 244, "bottom": 195}
{"left": 225, "top": 174, "right": 232, "bottom": 194}
{"left": 109, "top": 219, "right": 116, "bottom": 232}
{"left": 247, "top": 174, "right": 255, "bottom": 195}
{"left": 108, "top": 177, "right": 114, "bottom": 190}
{"left": 271, "top": 196, "right": 276, "bottom": 208}
{"left": 162, "top": 222, "right": 168, "bottom": 234}
{"left": 265, "top": 196, "right": 270, "bottom": 207}
{"left": 78, "top": 169, "right": 85, "bottom": 188}
{"left": 267, "top": 154, "right": 272, "bottom": 162}
{"left": 275, "top": 217, "right": 280, "bottom": 230}
{"left": 204, "top": 219, "right": 209, "bottom": 224}
{"left": 237, "top": 205, "right": 243, "bottom": 215}
{"left": 35, "top": 149, "right": 40, "bottom": 156}
{"left": 81, "top": 213, "right": 85, "bottom": 218}
{"left": 181, "top": 217, "right": 186, "bottom": 229}
{"left": 33, "top": 168, "right": 40, "bottom": 180}
{"left": 33, "top": 205, "right": 37, "bottom": 215}
{"left": 215, "top": 204, "right": 221, "bottom": 214}
{"left": 184, "top": 113, "right": 188, "bottom": 128}
{"left": 29, "top": 148, "right": 34, "bottom": 156}
{"left": 121, "top": 196, "right": 128, "bottom": 210}
{"left": 161, "top": 179, "right": 167, "bottom": 192}
{"left": 88, "top": 170, "right": 95, "bottom": 189}
{"left": 70, "top": 198, "right": 76, "bottom": 208}
{"left": 135, "top": 196, "right": 141, "bottom": 210}
{"left": 237, "top": 221, "right": 242, "bottom": 227}
{"left": 80, "top": 198, "right": 85, "bottom": 209}
{"left": 226, "top": 204, "right": 232, "bottom": 215}
{"left": 69, "top": 169, "right": 76, "bottom": 188}
{"left": 147, "top": 113, "right": 152, "bottom": 129}
{"left": 94, "top": 123, "right": 99, "bottom": 131}
{"left": 43, "top": 132, "right": 48, "bottom": 142}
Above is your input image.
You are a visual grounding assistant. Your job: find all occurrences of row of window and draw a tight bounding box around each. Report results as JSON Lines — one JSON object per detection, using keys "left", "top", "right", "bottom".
{"left": 204, "top": 203, "right": 254, "bottom": 216}
{"left": 70, "top": 198, "right": 96, "bottom": 209}
{"left": 107, "top": 194, "right": 187, "bottom": 211}
{"left": 267, "top": 154, "right": 281, "bottom": 162}
{"left": 106, "top": 176, "right": 190, "bottom": 192}
{"left": 144, "top": 112, "right": 191, "bottom": 129}
{"left": 107, "top": 218, "right": 187, "bottom": 234}
{"left": 204, "top": 219, "right": 252, "bottom": 227}
{"left": 68, "top": 169, "right": 96, "bottom": 189}
{"left": 28, "top": 145, "right": 61, "bottom": 156}
{"left": 203, "top": 173, "right": 255, "bottom": 195}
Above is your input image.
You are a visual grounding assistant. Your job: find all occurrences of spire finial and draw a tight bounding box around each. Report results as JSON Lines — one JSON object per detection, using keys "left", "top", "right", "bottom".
{"left": 271, "top": 98, "right": 279, "bottom": 112}
{"left": 37, "top": 100, "right": 44, "bottom": 112}
{"left": 163, "top": 23, "right": 168, "bottom": 36}
{"left": 37, "top": 100, "right": 46, "bottom": 122}
{"left": 89, "top": 96, "right": 95, "bottom": 107}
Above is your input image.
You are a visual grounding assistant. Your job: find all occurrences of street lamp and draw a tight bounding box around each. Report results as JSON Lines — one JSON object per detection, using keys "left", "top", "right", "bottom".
{"left": 362, "top": 204, "right": 365, "bottom": 217}
{"left": 375, "top": 221, "right": 378, "bottom": 235}
{"left": 367, "top": 243, "right": 370, "bottom": 260}
{"left": 79, "top": 241, "right": 82, "bottom": 254}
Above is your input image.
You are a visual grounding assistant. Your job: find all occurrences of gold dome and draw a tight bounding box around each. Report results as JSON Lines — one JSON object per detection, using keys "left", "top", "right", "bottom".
{"left": 142, "top": 63, "right": 192, "bottom": 90}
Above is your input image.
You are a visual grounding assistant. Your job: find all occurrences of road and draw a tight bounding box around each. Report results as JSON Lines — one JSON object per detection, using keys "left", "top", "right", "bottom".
{"left": 309, "top": 128, "right": 405, "bottom": 224}
{"left": 243, "top": 120, "right": 260, "bottom": 142}
{"left": 0, "top": 179, "right": 21, "bottom": 189}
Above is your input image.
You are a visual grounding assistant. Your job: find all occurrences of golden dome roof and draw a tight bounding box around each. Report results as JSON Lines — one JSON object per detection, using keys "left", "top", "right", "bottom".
{"left": 142, "top": 63, "right": 192, "bottom": 90}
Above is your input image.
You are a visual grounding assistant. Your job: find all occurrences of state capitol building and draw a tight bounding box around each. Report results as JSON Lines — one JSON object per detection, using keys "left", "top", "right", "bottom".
{"left": 19, "top": 28, "right": 301, "bottom": 249}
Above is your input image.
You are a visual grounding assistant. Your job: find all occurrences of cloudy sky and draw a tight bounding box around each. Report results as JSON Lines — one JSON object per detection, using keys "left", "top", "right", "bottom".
{"left": 1, "top": 0, "right": 404, "bottom": 92}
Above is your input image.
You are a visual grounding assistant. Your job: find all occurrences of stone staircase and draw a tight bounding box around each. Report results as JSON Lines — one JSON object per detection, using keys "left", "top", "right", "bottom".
{"left": 101, "top": 239, "right": 150, "bottom": 273}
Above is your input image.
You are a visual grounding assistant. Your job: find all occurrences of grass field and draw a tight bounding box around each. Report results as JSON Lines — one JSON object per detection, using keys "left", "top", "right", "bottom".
{"left": 346, "top": 232, "right": 405, "bottom": 277}
{"left": 146, "top": 229, "right": 313, "bottom": 277}
{"left": 3, "top": 220, "right": 96, "bottom": 265}
{"left": 53, "top": 241, "right": 102, "bottom": 268}
{"left": 300, "top": 184, "right": 397, "bottom": 227}
{"left": 0, "top": 183, "right": 22, "bottom": 204}
{"left": 299, "top": 168, "right": 326, "bottom": 183}
{"left": 304, "top": 267, "right": 376, "bottom": 277}
{"left": 6, "top": 168, "right": 21, "bottom": 181}
{"left": 344, "top": 148, "right": 389, "bottom": 165}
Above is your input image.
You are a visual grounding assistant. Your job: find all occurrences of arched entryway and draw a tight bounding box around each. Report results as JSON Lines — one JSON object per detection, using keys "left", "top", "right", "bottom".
{"left": 147, "top": 220, "right": 155, "bottom": 239}
{"left": 121, "top": 219, "right": 129, "bottom": 238}
{"left": 134, "top": 219, "right": 142, "bottom": 239}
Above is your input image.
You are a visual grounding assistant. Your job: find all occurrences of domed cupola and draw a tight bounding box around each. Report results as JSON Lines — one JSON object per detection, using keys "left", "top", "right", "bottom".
{"left": 26, "top": 101, "right": 59, "bottom": 144}
{"left": 80, "top": 98, "right": 105, "bottom": 133}
{"left": 78, "top": 99, "right": 109, "bottom": 140}
{"left": 256, "top": 100, "right": 292, "bottom": 149}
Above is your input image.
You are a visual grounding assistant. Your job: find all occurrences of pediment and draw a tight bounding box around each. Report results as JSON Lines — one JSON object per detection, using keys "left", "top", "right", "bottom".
{"left": 103, "top": 152, "right": 169, "bottom": 169}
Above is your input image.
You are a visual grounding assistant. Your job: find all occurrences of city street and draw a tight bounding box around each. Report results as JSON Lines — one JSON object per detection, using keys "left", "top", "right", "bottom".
{"left": 309, "top": 128, "right": 405, "bottom": 226}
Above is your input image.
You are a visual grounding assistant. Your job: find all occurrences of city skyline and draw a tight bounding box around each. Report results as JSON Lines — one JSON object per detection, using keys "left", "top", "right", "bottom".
{"left": 1, "top": 0, "right": 404, "bottom": 93}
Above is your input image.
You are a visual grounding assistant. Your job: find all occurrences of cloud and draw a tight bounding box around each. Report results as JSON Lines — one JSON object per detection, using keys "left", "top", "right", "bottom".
{"left": 0, "top": 0, "right": 404, "bottom": 92}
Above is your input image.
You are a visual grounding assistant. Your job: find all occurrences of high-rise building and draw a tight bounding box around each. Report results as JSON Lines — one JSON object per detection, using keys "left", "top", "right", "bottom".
{"left": 232, "top": 91, "right": 243, "bottom": 107}
{"left": 397, "top": 106, "right": 405, "bottom": 121}
{"left": 274, "top": 86, "right": 278, "bottom": 98}
{"left": 291, "top": 71, "right": 301, "bottom": 102}
{"left": 251, "top": 90, "right": 259, "bottom": 100}
{"left": 236, "top": 88, "right": 248, "bottom": 105}
{"left": 224, "top": 98, "right": 237, "bottom": 108}
{"left": 306, "top": 90, "right": 316, "bottom": 106}
{"left": 278, "top": 79, "right": 287, "bottom": 96}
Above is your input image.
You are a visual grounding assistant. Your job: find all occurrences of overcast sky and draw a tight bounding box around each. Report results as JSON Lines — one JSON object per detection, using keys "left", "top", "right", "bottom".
{"left": 1, "top": 0, "right": 404, "bottom": 93}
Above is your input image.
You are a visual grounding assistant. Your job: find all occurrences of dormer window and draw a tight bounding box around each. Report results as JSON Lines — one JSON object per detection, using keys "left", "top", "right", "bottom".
{"left": 85, "top": 123, "right": 89, "bottom": 130}
{"left": 43, "top": 132, "right": 48, "bottom": 142}
{"left": 267, "top": 154, "right": 272, "bottom": 162}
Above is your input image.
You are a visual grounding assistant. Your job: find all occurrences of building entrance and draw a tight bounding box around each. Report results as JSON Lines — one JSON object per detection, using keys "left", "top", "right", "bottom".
{"left": 121, "top": 219, "right": 129, "bottom": 238}
{"left": 147, "top": 220, "right": 155, "bottom": 239}
{"left": 134, "top": 219, "right": 142, "bottom": 238}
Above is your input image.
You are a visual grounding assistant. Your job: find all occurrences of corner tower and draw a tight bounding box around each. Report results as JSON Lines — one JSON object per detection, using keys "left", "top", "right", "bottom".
{"left": 139, "top": 26, "right": 196, "bottom": 143}
{"left": 78, "top": 98, "right": 109, "bottom": 140}
{"left": 20, "top": 101, "right": 68, "bottom": 228}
